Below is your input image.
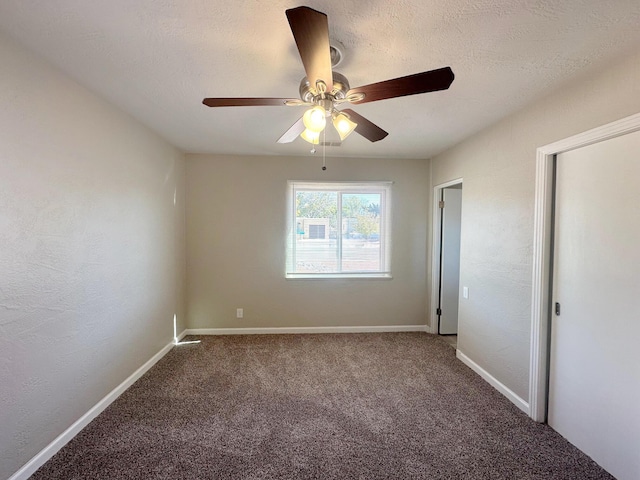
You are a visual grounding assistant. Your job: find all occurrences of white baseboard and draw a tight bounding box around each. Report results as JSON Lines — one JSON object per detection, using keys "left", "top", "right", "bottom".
{"left": 185, "top": 325, "right": 429, "bottom": 336}
{"left": 9, "top": 330, "right": 188, "bottom": 480}
{"left": 456, "top": 350, "right": 530, "bottom": 415}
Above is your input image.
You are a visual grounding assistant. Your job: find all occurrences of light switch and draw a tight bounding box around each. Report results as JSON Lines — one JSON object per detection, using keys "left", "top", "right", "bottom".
{"left": 463, "top": 286, "right": 469, "bottom": 299}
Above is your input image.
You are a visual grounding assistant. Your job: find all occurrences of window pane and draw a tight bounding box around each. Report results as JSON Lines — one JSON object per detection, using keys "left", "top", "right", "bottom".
{"left": 341, "top": 193, "right": 381, "bottom": 272}
{"left": 288, "top": 182, "right": 390, "bottom": 278}
{"left": 295, "top": 191, "right": 338, "bottom": 273}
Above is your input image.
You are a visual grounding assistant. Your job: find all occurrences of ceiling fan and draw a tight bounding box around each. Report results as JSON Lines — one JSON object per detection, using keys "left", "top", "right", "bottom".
{"left": 202, "top": 6, "right": 454, "bottom": 145}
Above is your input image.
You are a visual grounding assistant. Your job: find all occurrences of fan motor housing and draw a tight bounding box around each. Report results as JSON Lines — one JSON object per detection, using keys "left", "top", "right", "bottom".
{"left": 299, "top": 71, "right": 350, "bottom": 104}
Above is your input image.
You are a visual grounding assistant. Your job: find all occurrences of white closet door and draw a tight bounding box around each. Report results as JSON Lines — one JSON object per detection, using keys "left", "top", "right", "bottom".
{"left": 549, "top": 129, "right": 640, "bottom": 480}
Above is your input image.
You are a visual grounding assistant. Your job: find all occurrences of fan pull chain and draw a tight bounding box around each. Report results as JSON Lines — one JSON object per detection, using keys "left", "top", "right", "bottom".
{"left": 322, "top": 127, "right": 327, "bottom": 171}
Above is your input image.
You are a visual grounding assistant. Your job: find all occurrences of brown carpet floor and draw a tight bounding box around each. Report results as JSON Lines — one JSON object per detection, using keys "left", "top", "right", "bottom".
{"left": 30, "top": 333, "right": 613, "bottom": 479}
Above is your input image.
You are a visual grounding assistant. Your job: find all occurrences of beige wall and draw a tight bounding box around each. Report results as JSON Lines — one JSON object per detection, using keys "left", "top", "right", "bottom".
{"left": 430, "top": 50, "right": 640, "bottom": 402}
{"left": 0, "top": 33, "right": 186, "bottom": 479}
{"left": 186, "top": 154, "right": 431, "bottom": 329}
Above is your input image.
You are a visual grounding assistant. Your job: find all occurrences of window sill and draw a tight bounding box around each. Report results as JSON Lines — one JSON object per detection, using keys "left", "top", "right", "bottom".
{"left": 285, "top": 273, "right": 392, "bottom": 280}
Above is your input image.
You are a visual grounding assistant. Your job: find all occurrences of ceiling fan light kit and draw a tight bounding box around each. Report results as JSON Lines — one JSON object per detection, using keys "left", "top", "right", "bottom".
{"left": 300, "top": 128, "right": 320, "bottom": 145}
{"left": 202, "top": 6, "right": 455, "bottom": 147}
{"left": 333, "top": 112, "right": 357, "bottom": 141}
{"left": 302, "top": 105, "right": 326, "bottom": 132}
{"left": 299, "top": 101, "right": 357, "bottom": 144}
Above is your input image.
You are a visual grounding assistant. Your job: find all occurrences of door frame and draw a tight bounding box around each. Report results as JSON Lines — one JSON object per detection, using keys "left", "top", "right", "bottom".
{"left": 529, "top": 112, "right": 640, "bottom": 422}
{"left": 430, "top": 178, "right": 463, "bottom": 334}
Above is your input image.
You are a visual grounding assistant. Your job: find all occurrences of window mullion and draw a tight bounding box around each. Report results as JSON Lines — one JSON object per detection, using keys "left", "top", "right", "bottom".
{"left": 337, "top": 191, "right": 342, "bottom": 273}
{"left": 292, "top": 186, "right": 297, "bottom": 271}
{"left": 379, "top": 190, "right": 385, "bottom": 272}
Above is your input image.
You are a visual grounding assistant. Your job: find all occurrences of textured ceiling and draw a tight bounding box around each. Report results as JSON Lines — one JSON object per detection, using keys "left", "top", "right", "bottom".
{"left": 1, "top": 0, "right": 639, "bottom": 158}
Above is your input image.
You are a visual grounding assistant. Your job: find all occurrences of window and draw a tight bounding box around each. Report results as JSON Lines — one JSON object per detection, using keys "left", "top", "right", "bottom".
{"left": 286, "top": 181, "right": 391, "bottom": 278}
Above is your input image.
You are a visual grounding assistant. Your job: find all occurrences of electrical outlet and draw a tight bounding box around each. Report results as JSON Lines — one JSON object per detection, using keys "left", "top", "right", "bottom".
{"left": 236, "top": 308, "right": 243, "bottom": 318}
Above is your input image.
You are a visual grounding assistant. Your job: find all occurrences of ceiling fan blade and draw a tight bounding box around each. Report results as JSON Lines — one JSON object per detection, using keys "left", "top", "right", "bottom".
{"left": 277, "top": 117, "right": 305, "bottom": 143}
{"left": 340, "top": 109, "right": 388, "bottom": 142}
{"left": 286, "top": 6, "right": 333, "bottom": 93}
{"left": 202, "top": 98, "right": 298, "bottom": 107}
{"left": 346, "top": 67, "right": 454, "bottom": 105}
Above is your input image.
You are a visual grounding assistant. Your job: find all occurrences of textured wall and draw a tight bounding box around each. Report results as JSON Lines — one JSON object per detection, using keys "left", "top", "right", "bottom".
{"left": 185, "top": 154, "right": 431, "bottom": 330}
{"left": 0, "top": 34, "right": 186, "bottom": 479}
{"left": 430, "top": 50, "right": 640, "bottom": 402}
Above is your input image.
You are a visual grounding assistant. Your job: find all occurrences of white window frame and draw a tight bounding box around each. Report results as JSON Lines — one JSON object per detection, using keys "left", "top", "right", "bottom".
{"left": 286, "top": 181, "right": 392, "bottom": 279}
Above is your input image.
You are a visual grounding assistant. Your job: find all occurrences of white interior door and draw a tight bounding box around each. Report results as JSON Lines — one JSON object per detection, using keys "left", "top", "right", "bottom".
{"left": 439, "top": 186, "right": 462, "bottom": 335}
{"left": 549, "top": 130, "right": 640, "bottom": 480}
